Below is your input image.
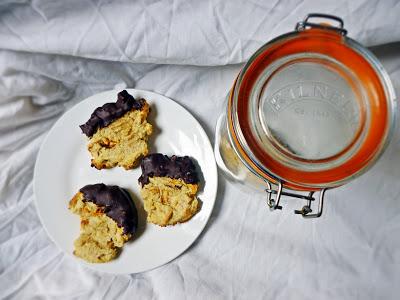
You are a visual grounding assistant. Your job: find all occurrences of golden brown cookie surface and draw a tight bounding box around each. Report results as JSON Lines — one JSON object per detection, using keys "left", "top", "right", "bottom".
{"left": 141, "top": 177, "right": 200, "bottom": 226}
{"left": 88, "top": 102, "right": 152, "bottom": 170}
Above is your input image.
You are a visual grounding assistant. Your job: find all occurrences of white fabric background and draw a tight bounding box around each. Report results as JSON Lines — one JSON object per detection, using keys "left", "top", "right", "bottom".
{"left": 1, "top": 1, "right": 400, "bottom": 299}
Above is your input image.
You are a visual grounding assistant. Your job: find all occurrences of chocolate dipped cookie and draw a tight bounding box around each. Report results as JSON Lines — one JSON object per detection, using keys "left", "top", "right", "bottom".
{"left": 139, "top": 154, "right": 200, "bottom": 226}
{"left": 69, "top": 184, "right": 138, "bottom": 263}
{"left": 80, "top": 90, "right": 153, "bottom": 170}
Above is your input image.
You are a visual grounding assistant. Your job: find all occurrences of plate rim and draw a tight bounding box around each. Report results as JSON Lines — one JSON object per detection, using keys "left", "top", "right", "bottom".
{"left": 33, "top": 88, "right": 218, "bottom": 274}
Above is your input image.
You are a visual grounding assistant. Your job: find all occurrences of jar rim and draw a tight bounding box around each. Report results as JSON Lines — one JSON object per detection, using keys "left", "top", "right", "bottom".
{"left": 228, "top": 28, "right": 396, "bottom": 190}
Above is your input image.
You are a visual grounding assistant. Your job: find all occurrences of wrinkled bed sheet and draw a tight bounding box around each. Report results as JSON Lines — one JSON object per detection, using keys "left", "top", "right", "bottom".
{"left": 1, "top": 1, "right": 400, "bottom": 299}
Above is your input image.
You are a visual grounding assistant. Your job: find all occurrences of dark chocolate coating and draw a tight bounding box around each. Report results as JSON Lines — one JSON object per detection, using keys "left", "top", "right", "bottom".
{"left": 79, "top": 183, "right": 138, "bottom": 235}
{"left": 138, "top": 153, "right": 199, "bottom": 186}
{"left": 80, "top": 90, "right": 145, "bottom": 137}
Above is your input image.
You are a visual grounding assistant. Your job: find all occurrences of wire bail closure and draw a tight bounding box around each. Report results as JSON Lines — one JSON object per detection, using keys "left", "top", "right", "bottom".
{"left": 261, "top": 13, "right": 336, "bottom": 218}
{"left": 296, "top": 13, "right": 347, "bottom": 36}
{"left": 265, "top": 181, "right": 327, "bottom": 218}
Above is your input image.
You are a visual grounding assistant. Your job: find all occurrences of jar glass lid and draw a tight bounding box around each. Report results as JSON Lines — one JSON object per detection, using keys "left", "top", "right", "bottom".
{"left": 229, "top": 24, "right": 396, "bottom": 190}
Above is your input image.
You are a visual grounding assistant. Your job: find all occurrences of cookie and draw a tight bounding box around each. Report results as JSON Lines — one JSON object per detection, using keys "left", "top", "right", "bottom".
{"left": 69, "top": 184, "right": 138, "bottom": 263}
{"left": 138, "top": 154, "right": 200, "bottom": 226}
{"left": 80, "top": 90, "right": 153, "bottom": 170}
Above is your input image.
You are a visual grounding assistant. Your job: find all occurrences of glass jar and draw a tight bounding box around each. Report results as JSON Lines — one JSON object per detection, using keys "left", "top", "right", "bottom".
{"left": 214, "top": 14, "right": 396, "bottom": 218}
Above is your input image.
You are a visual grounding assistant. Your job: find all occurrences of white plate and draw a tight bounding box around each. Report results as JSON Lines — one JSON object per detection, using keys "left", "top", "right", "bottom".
{"left": 34, "top": 89, "right": 218, "bottom": 274}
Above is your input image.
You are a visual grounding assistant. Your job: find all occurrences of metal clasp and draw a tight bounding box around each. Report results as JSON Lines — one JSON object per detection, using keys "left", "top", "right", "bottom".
{"left": 265, "top": 181, "right": 327, "bottom": 218}
{"left": 296, "top": 13, "right": 347, "bottom": 36}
